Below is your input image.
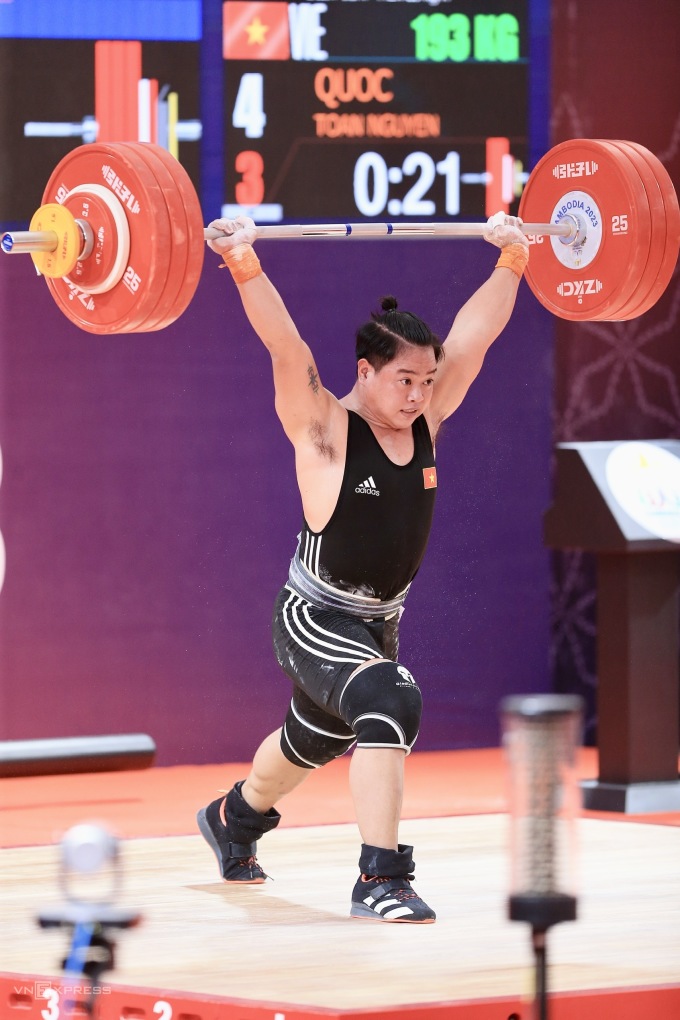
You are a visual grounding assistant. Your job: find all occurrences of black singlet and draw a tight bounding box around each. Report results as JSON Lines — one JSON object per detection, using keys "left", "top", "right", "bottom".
{"left": 298, "top": 409, "right": 437, "bottom": 602}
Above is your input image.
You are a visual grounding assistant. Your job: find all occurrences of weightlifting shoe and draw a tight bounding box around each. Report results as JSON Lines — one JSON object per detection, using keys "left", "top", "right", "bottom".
{"left": 350, "top": 843, "right": 436, "bottom": 923}
{"left": 350, "top": 874, "right": 436, "bottom": 923}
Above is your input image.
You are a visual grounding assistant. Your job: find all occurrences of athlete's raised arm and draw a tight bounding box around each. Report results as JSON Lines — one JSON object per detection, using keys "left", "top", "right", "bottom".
{"left": 207, "top": 216, "right": 336, "bottom": 446}
{"left": 428, "top": 213, "right": 529, "bottom": 426}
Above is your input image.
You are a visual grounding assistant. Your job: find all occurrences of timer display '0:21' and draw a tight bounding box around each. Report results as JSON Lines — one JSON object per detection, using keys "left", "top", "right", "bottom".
{"left": 355, "top": 150, "right": 468, "bottom": 218}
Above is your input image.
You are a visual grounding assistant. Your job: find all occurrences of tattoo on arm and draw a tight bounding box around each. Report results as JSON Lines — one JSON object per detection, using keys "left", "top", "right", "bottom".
{"left": 307, "top": 364, "right": 320, "bottom": 395}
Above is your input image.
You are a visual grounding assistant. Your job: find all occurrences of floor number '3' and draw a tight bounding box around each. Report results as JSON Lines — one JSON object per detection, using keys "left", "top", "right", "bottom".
{"left": 40, "top": 989, "right": 59, "bottom": 1020}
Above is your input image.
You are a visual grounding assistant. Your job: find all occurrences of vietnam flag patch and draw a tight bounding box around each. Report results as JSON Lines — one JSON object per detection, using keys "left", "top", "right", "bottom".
{"left": 423, "top": 467, "right": 437, "bottom": 489}
{"left": 223, "top": 2, "right": 291, "bottom": 60}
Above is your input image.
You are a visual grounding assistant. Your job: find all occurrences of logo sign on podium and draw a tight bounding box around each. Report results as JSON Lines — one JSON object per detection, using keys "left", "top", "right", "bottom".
{"left": 605, "top": 442, "right": 680, "bottom": 544}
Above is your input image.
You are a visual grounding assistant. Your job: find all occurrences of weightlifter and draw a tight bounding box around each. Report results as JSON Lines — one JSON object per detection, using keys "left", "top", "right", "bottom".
{"left": 197, "top": 212, "right": 529, "bottom": 923}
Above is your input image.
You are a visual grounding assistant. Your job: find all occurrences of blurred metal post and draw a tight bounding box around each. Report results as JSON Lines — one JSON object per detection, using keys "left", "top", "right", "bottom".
{"left": 500, "top": 694, "right": 584, "bottom": 1020}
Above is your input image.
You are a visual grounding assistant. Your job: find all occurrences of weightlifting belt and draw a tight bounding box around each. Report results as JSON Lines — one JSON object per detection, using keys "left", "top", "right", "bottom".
{"left": 287, "top": 549, "right": 408, "bottom": 621}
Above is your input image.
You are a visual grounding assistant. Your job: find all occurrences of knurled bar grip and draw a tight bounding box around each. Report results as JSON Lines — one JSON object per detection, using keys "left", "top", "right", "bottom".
{"left": 207, "top": 221, "right": 575, "bottom": 240}
{"left": 207, "top": 221, "right": 574, "bottom": 240}
{"left": 2, "top": 220, "right": 575, "bottom": 255}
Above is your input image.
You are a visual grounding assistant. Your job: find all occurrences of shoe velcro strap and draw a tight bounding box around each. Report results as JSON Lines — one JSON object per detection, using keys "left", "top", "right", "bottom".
{"left": 227, "top": 840, "right": 257, "bottom": 857}
{"left": 369, "top": 878, "right": 411, "bottom": 898}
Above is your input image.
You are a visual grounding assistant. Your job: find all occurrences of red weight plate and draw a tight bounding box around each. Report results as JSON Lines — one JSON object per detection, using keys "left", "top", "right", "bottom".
{"left": 117, "top": 142, "right": 188, "bottom": 333}
{"left": 139, "top": 143, "right": 205, "bottom": 331}
{"left": 518, "top": 139, "right": 652, "bottom": 321}
{"left": 593, "top": 140, "right": 660, "bottom": 320}
{"left": 618, "top": 141, "right": 680, "bottom": 320}
{"left": 41, "top": 144, "right": 173, "bottom": 334}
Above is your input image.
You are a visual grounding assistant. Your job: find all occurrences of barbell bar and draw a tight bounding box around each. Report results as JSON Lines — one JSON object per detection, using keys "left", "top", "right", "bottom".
{"left": 1, "top": 137, "right": 678, "bottom": 334}
{"left": 3, "top": 218, "right": 576, "bottom": 252}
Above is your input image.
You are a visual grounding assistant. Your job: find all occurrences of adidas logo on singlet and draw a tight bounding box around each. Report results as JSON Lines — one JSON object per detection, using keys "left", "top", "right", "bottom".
{"left": 355, "top": 475, "right": 380, "bottom": 496}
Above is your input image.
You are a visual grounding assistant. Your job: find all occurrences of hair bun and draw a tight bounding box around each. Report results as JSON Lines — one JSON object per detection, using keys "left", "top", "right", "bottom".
{"left": 380, "top": 295, "right": 398, "bottom": 313}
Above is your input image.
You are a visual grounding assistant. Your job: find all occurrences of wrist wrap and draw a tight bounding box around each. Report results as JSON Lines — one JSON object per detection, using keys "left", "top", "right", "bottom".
{"left": 219, "top": 242, "right": 262, "bottom": 283}
{"left": 495, "top": 242, "right": 529, "bottom": 279}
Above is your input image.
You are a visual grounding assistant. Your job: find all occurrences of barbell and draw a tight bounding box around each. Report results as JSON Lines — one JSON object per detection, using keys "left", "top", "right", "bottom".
{"left": 2, "top": 138, "right": 678, "bottom": 335}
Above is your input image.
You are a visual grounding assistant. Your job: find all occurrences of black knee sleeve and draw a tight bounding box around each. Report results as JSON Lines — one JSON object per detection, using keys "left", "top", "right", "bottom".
{"left": 280, "top": 697, "right": 356, "bottom": 769}
{"left": 338, "top": 659, "right": 422, "bottom": 754}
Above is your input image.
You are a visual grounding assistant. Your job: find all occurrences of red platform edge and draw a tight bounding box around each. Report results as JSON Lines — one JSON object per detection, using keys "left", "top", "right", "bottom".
{"left": 3, "top": 972, "right": 680, "bottom": 1020}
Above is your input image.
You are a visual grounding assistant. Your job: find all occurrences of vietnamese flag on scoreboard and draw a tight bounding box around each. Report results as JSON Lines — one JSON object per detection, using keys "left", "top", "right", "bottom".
{"left": 423, "top": 467, "right": 437, "bottom": 489}
{"left": 224, "top": 1, "right": 291, "bottom": 60}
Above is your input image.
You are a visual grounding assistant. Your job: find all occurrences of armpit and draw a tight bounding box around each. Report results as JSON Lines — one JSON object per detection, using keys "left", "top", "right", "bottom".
{"left": 425, "top": 410, "right": 444, "bottom": 447}
{"left": 309, "top": 418, "right": 336, "bottom": 461}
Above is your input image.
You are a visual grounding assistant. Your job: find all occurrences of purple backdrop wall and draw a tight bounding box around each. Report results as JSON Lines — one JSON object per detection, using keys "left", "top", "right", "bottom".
{"left": 0, "top": 240, "right": 553, "bottom": 764}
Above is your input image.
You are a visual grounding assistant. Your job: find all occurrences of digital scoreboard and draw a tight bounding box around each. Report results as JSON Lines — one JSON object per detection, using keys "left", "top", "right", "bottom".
{"left": 223, "top": 0, "right": 529, "bottom": 222}
{"left": 0, "top": 0, "right": 530, "bottom": 227}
